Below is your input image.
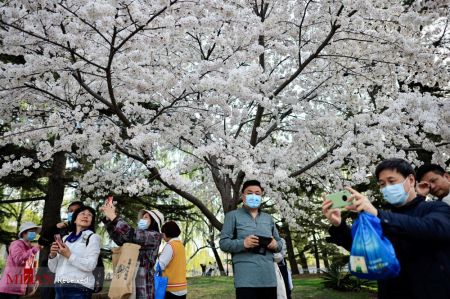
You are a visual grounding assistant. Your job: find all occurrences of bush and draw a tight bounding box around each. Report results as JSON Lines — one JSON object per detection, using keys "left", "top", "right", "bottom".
{"left": 321, "top": 257, "right": 368, "bottom": 292}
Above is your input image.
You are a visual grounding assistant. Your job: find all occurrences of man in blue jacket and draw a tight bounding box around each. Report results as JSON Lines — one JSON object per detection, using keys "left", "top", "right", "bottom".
{"left": 416, "top": 163, "right": 450, "bottom": 205}
{"left": 220, "top": 180, "right": 282, "bottom": 299}
{"left": 322, "top": 158, "right": 450, "bottom": 298}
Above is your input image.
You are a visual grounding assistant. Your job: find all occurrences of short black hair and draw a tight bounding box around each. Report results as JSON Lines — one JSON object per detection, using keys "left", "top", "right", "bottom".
{"left": 241, "top": 180, "right": 264, "bottom": 193}
{"left": 68, "top": 201, "right": 83, "bottom": 209}
{"left": 375, "top": 158, "right": 415, "bottom": 181}
{"left": 416, "top": 164, "right": 446, "bottom": 181}
{"left": 68, "top": 205, "right": 96, "bottom": 233}
{"left": 161, "top": 221, "right": 181, "bottom": 238}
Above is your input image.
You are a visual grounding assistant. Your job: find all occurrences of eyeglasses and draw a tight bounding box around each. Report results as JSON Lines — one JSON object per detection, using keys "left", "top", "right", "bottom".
{"left": 79, "top": 211, "right": 93, "bottom": 218}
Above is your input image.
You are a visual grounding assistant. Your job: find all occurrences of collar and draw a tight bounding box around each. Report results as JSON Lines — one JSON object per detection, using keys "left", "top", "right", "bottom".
{"left": 66, "top": 229, "right": 90, "bottom": 243}
{"left": 242, "top": 205, "right": 260, "bottom": 215}
{"left": 441, "top": 193, "right": 450, "bottom": 205}
{"left": 391, "top": 196, "right": 424, "bottom": 212}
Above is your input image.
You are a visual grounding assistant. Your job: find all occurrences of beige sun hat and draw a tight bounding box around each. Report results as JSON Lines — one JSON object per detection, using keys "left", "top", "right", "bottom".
{"left": 18, "top": 222, "right": 41, "bottom": 238}
{"left": 138, "top": 209, "right": 164, "bottom": 230}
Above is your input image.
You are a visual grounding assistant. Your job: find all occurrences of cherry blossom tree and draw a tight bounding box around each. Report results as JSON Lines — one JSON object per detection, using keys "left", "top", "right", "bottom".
{"left": 1, "top": 0, "right": 449, "bottom": 229}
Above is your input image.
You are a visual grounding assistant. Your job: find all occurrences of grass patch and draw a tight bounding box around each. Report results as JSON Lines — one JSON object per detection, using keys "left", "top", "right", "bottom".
{"left": 187, "top": 275, "right": 377, "bottom": 299}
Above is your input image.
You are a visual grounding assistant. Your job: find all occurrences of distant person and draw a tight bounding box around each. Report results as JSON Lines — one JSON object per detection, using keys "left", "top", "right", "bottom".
{"left": 101, "top": 204, "right": 163, "bottom": 299}
{"left": 416, "top": 163, "right": 450, "bottom": 205}
{"left": 200, "top": 263, "right": 206, "bottom": 276}
{"left": 158, "top": 221, "right": 187, "bottom": 299}
{"left": 220, "top": 180, "right": 282, "bottom": 299}
{"left": 48, "top": 205, "right": 101, "bottom": 299}
{"left": 38, "top": 201, "right": 83, "bottom": 299}
{"left": 0, "top": 222, "right": 41, "bottom": 299}
{"left": 274, "top": 238, "right": 292, "bottom": 299}
{"left": 323, "top": 158, "right": 450, "bottom": 298}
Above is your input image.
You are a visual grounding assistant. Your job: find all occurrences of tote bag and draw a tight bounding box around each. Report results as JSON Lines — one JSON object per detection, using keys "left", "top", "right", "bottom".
{"left": 108, "top": 243, "right": 141, "bottom": 299}
{"left": 154, "top": 263, "right": 168, "bottom": 299}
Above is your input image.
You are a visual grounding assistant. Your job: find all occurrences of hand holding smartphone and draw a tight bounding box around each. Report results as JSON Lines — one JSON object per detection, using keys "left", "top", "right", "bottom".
{"left": 54, "top": 234, "right": 63, "bottom": 247}
{"left": 326, "top": 190, "right": 352, "bottom": 209}
{"left": 106, "top": 195, "right": 113, "bottom": 206}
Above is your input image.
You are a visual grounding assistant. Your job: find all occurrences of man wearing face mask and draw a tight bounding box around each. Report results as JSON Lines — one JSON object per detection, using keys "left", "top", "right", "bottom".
{"left": 220, "top": 180, "right": 282, "bottom": 299}
{"left": 322, "top": 158, "right": 450, "bottom": 298}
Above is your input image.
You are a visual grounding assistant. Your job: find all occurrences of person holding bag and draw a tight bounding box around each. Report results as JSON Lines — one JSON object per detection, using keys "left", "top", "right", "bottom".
{"left": 322, "top": 158, "right": 450, "bottom": 298}
{"left": 48, "top": 205, "right": 101, "bottom": 299}
{"left": 0, "top": 222, "right": 41, "bottom": 299}
{"left": 101, "top": 203, "right": 163, "bottom": 299}
{"left": 158, "top": 221, "right": 187, "bottom": 299}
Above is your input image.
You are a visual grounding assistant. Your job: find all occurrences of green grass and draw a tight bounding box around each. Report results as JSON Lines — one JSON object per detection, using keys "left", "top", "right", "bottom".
{"left": 26, "top": 275, "right": 376, "bottom": 299}
{"left": 187, "top": 275, "right": 377, "bottom": 299}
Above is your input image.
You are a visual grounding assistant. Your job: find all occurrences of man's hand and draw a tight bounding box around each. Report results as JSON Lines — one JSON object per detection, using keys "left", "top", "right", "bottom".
{"left": 345, "top": 187, "right": 378, "bottom": 216}
{"left": 416, "top": 181, "right": 430, "bottom": 197}
{"left": 267, "top": 238, "right": 278, "bottom": 251}
{"left": 243, "top": 235, "right": 259, "bottom": 249}
{"left": 322, "top": 198, "right": 342, "bottom": 226}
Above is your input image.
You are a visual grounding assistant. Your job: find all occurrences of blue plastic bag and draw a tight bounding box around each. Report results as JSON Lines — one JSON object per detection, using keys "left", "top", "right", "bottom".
{"left": 349, "top": 212, "right": 400, "bottom": 280}
{"left": 154, "top": 263, "right": 168, "bottom": 299}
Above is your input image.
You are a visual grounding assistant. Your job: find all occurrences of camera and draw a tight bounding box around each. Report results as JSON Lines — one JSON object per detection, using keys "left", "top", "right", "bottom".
{"left": 252, "top": 235, "right": 272, "bottom": 255}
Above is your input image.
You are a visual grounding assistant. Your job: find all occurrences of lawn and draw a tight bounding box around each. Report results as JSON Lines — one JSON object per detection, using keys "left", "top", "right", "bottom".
{"left": 188, "top": 275, "right": 377, "bottom": 299}
{"left": 27, "top": 275, "right": 377, "bottom": 299}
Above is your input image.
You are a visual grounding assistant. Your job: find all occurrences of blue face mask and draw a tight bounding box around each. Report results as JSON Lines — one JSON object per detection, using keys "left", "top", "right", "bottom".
{"left": 381, "top": 178, "right": 409, "bottom": 206}
{"left": 27, "top": 231, "right": 37, "bottom": 241}
{"left": 137, "top": 219, "right": 150, "bottom": 230}
{"left": 67, "top": 212, "right": 73, "bottom": 223}
{"left": 245, "top": 194, "right": 262, "bottom": 209}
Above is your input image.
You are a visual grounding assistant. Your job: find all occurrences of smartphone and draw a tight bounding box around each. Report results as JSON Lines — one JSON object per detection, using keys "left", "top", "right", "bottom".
{"left": 326, "top": 190, "right": 352, "bottom": 208}
{"left": 54, "top": 234, "right": 63, "bottom": 246}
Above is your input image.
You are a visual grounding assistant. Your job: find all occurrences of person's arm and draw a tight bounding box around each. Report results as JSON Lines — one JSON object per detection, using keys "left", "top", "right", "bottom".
{"left": 378, "top": 202, "right": 450, "bottom": 240}
{"left": 268, "top": 219, "right": 282, "bottom": 253}
{"left": 274, "top": 238, "right": 286, "bottom": 262}
{"left": 9, "top": 240, "right": 39, "bottom": 266}
{"left": 67, "top": 234, "right": 101, "bottom": 272}
{"left": 38, "top": 225, "right": 60, "bottom": 246}
{"left": 158, "top": 242, "right": 174, "bottom": 271}
{"left": 48, "top": 243, "right": 60, "bottom": 273}
{"left": 104, "top": 217, "right": 161, "bottom": 248}
{"left": 327, "top": 220, "right": 353, "bottom": 251}
{"left": 219, "top": 212, "right": 246, "bottom": 253}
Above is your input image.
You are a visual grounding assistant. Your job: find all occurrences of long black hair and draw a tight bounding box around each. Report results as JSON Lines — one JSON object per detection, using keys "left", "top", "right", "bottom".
{"left": 68, "top": 205, "right": 96, "bottom": 233}
{"left": 148, "top": 215, "right": 160, "bottom": 232}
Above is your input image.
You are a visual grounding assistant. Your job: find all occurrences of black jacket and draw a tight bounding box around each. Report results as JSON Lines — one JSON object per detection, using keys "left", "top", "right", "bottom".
{"left": 328, "top": 197, "right": 450, "bottom": 299}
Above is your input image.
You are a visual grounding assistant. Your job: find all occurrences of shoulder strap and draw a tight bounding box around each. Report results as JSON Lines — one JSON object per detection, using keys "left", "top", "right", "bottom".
{"left": 86, "top": 232, "right": 95, "bottom": 246}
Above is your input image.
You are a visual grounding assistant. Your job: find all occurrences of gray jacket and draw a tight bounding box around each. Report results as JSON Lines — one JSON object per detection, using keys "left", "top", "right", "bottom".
{"left": 219, "top": 207, "right": 281, "bottom": 288}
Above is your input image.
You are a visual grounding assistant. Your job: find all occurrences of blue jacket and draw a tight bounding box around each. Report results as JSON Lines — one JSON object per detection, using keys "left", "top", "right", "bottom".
{"left": 219, "top": 207, "right": 281, "bottom": 288}
{"left": 328, "top": 197, "right": 450, "bottom": 299}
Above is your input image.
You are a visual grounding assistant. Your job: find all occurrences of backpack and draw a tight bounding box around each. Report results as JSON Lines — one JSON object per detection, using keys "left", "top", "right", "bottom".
{"left": 86, "top": 233, "right": 105, "bottom": 293}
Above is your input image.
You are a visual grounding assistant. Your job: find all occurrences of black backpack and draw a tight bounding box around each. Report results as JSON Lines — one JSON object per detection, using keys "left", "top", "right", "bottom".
{"left": 86, "top": 233, "right": 105, "bottom": 293}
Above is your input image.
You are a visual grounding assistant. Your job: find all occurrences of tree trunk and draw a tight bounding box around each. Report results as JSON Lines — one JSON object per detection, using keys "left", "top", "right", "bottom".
{"left": 322, "top": 247, "right": 330, "bottom": 269}
{"left": 209, "top": 225, "right": 225, "bottom": 275}
{"left": 312, "top": 232, "right": 321, "bottom": 273}
{"left": 282, "top": 224, "right": 300, "bottom": 275}
{"left": 299, "top": 250, "right": 309, "bottom": 274}
{"left": 39, "top": 151, "right": 66, "bottom": 264}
